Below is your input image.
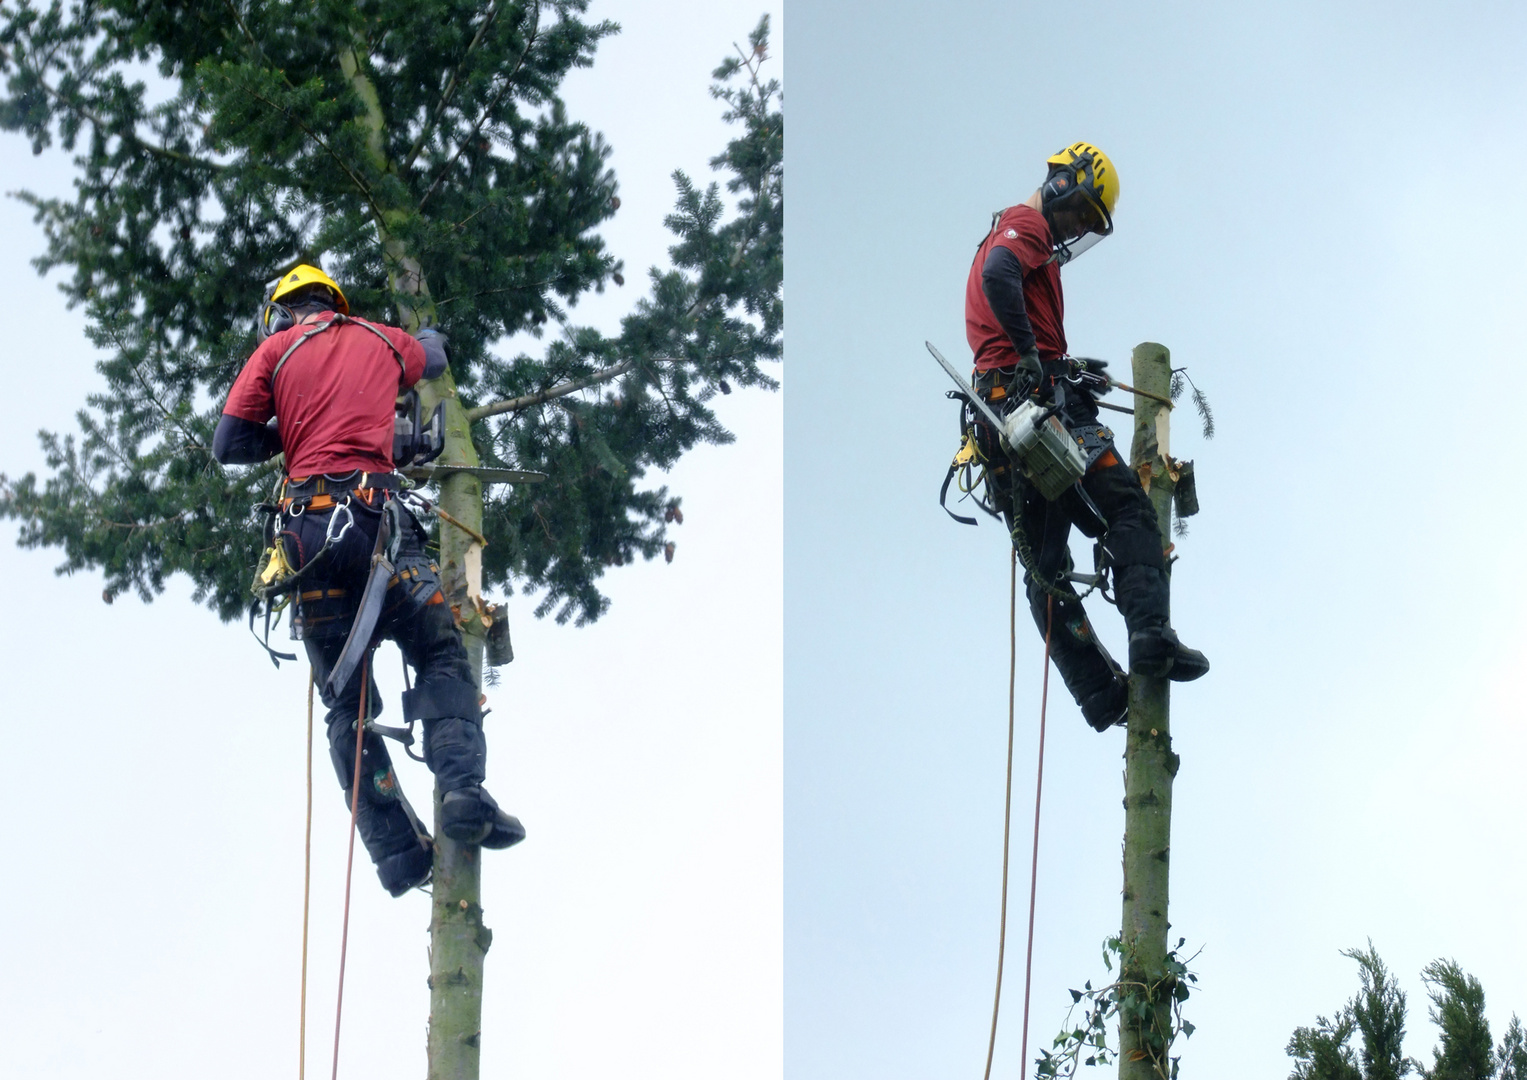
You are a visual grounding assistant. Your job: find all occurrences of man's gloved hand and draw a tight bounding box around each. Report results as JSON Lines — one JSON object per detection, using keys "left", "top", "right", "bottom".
{"left": 414, "top": 326, "right": 451, "bottom": 380}
{"left": 1014, "top": 348, "right": 1048, "bottom": 402}
{"left": 1067, "top": 356, "right": 1112, "bottom": 396}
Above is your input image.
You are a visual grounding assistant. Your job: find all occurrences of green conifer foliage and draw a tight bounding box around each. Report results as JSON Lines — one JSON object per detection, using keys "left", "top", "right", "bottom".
{"left": 1347, "top": 943, "right": 1413, "bottom": 1080}
{"left": 1498, "top": 1017, "right": 1527, "bottom": 1080}
{"left": 1421, "top": 960, "right": 1495, "bottom": 1080}
{"left": 1287, "top": 943, "right": 1415, "bottom": 1080}
{"left": 1287, "top": 1012, "right": 1365, "bottom": 1080}
{"left": 1285, "top": 948, "right": 1527, "bottom": 1080}
{"left": 0, "top": 2, "right": 782, "bottom": 625}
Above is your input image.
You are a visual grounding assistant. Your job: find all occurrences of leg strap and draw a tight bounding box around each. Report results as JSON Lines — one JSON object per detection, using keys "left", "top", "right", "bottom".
{"left": 402, "top": 676, "right": 482, "bottom": 724}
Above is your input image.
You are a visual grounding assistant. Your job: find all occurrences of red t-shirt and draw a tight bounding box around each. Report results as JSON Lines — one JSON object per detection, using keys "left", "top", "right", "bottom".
{"left": 965, "top": 204, "right": 1066, "bottom": 370}
{"left": 223, "top": 313, "right": 426, "bottom": 475}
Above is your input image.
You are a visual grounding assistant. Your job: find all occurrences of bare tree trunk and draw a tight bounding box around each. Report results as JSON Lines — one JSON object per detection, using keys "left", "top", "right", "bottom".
{"left": 424, "top": 368, "right": 491, "bottom": 1080}
{"left": 383, "top": 243, "right": 491, "bottom": 1079}
{"left": 1118, "top": 342, "right": 1180, "bottom": 1080}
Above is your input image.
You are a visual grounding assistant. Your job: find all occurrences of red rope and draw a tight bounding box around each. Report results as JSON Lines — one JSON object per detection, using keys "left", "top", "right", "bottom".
{"left": 1018, "top": 596, "right": 1054, "bottom": 1077}
{"left": 331, "top": 655, "right": 370, "bottom": 1080}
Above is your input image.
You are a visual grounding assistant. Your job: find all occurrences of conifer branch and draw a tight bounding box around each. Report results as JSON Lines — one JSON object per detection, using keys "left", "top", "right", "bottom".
{"left": 417, "top": 0, "right": 541, "bottom": 211}
{"left": 0, "top": 42, "right": 222, "bottom": 171}
{"left": 240, "top": 85, "right": 388, "bottom": 225}
{"left": 466, "top": 359, "right": 635, "bottom": 421}
{"left": 219, "top": 0, "right": 272, "bottom": 68}
{"left": 401, "top": 0, "right": 504, "bottom": 172}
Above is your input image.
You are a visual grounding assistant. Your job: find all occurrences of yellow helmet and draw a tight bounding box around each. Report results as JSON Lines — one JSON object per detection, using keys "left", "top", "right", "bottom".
{"left": 1040, "top": 142, "right": 1119, "bottom": 263}
{"left": 270, "top": 263, "right": 349, "bottom": 315}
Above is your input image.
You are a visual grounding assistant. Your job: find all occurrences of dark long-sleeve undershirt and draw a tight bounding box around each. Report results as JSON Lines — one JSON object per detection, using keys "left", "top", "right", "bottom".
{"left": 980, "top": 246, "right": 1037, "bottom": 358}
{"left": 213, "top": 414, "right": 282, "bottom": 464}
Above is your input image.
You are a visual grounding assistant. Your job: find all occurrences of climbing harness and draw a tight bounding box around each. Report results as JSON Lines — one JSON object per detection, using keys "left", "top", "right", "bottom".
{"left": 247, "top": 497, "right": 356, "bottom": 666}
{"left": 270, "top": 313, "right": 407, "bottom": 388}
{"left": 981, "top": 557, "right": 1054, "bottom": 1080}
{"left": 928, "top": 341, "right": 1115, "bottom": 605}
{"left": 322, "top": 499, "right": 397, "bottom": 700}
{"left": 245, "top": 469, "right": 414, "bottom": 670}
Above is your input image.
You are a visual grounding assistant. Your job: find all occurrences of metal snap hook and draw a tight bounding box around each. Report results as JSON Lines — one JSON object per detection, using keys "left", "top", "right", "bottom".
{"left": 325, "top": 502, "right": 355, "bottom": 545}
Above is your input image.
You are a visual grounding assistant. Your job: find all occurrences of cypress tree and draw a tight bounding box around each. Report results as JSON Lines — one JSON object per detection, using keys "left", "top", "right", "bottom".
{"left": 1421, "top": 960, "right": 1494, "bottom": 1080}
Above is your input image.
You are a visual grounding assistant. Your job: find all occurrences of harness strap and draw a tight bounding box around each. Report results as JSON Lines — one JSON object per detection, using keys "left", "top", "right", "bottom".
{"left": 940, "top": 463, "right": 980, "bottom": 527}
{"left": 269, "top": 313, "right": 409, "bottom": 389}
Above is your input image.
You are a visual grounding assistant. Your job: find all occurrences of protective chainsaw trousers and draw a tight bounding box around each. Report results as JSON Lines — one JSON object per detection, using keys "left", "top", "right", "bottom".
{"left": 282, "top": 495, "right": 488, "bottom": 872}
{"left": 979, "top": 368, "right": 1172, "bottom": 725}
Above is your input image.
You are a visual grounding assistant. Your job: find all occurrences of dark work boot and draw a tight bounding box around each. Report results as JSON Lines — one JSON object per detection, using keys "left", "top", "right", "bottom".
{"left": 1128, "top": 627, "right": 1211, "bottom": 682}
{"left": 1079, "top": 671, "right": 1129, "bottom": 731}
{"left": 441, "top": 786, "right": 526, "bottom": 849}
{"left": 1112, "top": 563, "right": 1209, "bottom": 681}
{"left": 375, "top": 837, "right": 434, "bottom": 897}
{"left": 347, "top": 791, "right": 435, "bottom": 896}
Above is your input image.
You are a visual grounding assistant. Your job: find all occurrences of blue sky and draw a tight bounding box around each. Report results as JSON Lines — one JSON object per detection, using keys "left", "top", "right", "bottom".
{"left": 786, "top": 1, "right": 1527, "bottom": 1076}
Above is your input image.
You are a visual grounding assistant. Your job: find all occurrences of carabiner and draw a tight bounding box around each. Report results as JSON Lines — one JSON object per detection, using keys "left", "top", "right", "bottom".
{"left": 325, "top": 501, "right": 355, "bottom": 546}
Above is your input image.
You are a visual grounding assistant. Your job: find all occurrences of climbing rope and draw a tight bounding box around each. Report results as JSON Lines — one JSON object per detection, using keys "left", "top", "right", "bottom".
{"left": 981, "top": 553, "right": 1054, "bottom": 1080}
{"left": 300, "top": 669, "right": 316, "bottom": 1079}
{"left": 331, "top": 654, "right": 371, "bottom": 1080}
{"left": 1020, "top": 597, "right": 1055, "bottom": 1076}
{"left": 981, "top": 551, "right": 1020, "bottom": 1079}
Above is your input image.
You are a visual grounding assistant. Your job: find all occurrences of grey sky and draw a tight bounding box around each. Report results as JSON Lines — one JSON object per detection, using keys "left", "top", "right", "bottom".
{"left": 0, "top": 4, "right": 781, "bottom": 1077}
{"left": 786, "top": 1, "right": 1527, "bottom": 1077}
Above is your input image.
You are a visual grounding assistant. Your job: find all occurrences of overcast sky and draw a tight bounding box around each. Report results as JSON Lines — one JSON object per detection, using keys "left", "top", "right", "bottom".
{"left": 0, "top": 4, "right": 781, "bottom": 1078}
{"left": 786, "top": 1, "right": 1527, "bottom": 1077}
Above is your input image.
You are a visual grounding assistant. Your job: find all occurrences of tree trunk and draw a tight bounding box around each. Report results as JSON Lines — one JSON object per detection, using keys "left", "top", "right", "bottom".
{"left": 1118, "top": 342, "right": 1180, "bottom": 1079}
{"left": 378, "top": 236, "right": 491, "bottom": 1077}
{"left": 423, "top": 367, "right": 492, "bottom": 1080}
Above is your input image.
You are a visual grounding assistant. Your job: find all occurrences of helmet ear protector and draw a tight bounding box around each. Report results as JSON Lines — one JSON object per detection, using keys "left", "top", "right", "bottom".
{"left": 1039, "top": 143, "right": 1117, "bottom": 265}
{"left": 256, "top": 277, "right": 295, "bottom": 342}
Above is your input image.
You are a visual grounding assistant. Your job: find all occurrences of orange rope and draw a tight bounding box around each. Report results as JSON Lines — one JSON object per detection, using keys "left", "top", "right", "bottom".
{"left": 982, "top": 550, "right": 1020, "bottom": 1080}
{"left": 331, "top": 655, "right": 370, "bottom": 1080}
{"left": 1019, "top": 597, "right": 1055, "bottom": 1076}
{"left": 300, "top": 668, "right": 315, "bottom": 1079}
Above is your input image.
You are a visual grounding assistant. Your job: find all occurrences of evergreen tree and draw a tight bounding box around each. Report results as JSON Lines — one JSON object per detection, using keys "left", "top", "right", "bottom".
{"left": 1498, "top": 1017, "right": 1527, "bottom": 1080}
{"left": 1288, "top": 949, "right": 1526, "bottom": 1080}
{"left": 0, "top": 0, "right": 782, "bottom": 626}
{"left": 1422, "top": 960, "right": 1495, "bottom": 1080}
{"left": 1347, "top": 942, "right": 1414, "bottom": 1080}
{"left": 0, "top": 4, "right": 781, "bottom": 1077}
{"left": 1288, "top": 1011, "right": 1364, "bottom": 1080}
{"left": 1288, "top": 944, "right": 1414, "bottom": 1080}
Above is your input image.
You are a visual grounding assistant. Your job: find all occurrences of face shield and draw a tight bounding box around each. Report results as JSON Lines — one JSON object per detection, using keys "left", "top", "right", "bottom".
{"left": 1052, "top": 230, "right": 1105, "bottom": 266}
{"left": 1043, "top": 188, "right": 1113, "bottom": 266}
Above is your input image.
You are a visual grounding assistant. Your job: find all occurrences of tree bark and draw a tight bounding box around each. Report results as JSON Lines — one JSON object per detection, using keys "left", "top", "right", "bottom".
{"left": 338, "top": 43, "right": 494, "bottom": 1079}
{"left": 1118, "top": 342, "right": 1180, "bottom": 1079}
{"left": 423, "top": 362, "right": 493, "bottom": 1080}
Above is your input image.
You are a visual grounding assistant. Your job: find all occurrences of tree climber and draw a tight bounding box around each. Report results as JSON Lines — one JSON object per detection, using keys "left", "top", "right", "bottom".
{"left": 214, "top": 264, "right": 524, "bottom": 896}
{"left": 964, "top": 143, "right": 1209, "bottom": 731}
